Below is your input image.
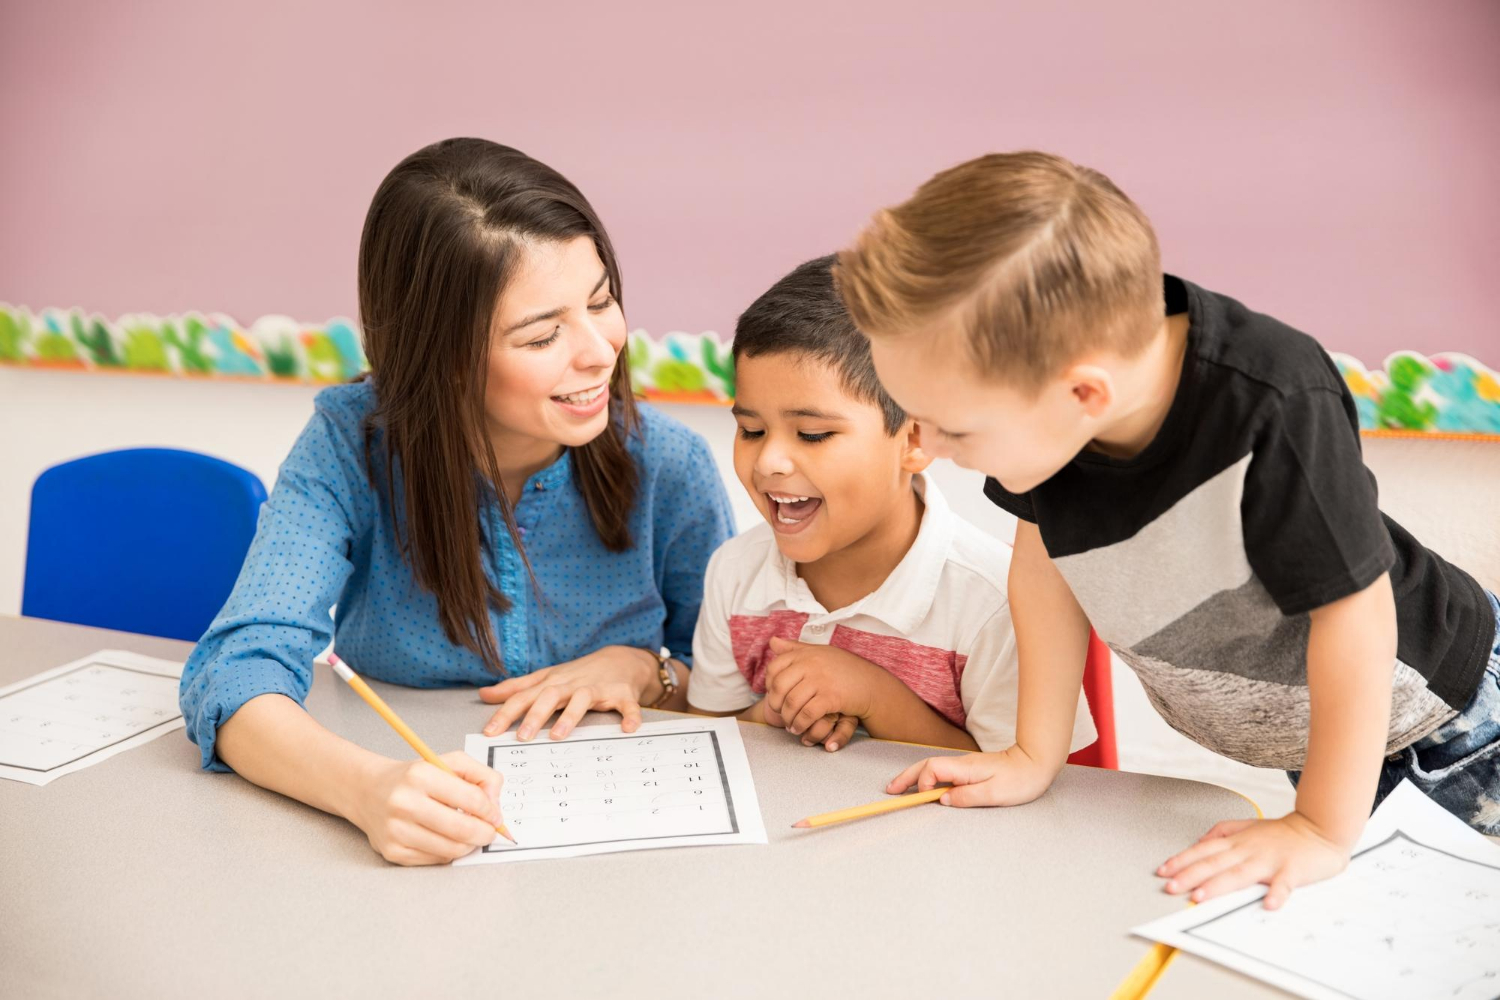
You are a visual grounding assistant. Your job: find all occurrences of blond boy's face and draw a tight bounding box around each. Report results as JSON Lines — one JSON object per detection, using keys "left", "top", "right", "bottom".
{"left": 731, "top": 352, "right": 919, "bottom": 564}
{"left": 868, "top": 332, "right": 1095, "bottom": 495}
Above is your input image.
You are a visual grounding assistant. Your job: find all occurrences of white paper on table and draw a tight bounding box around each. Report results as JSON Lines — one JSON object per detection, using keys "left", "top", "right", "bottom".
{"left": 1133, "top": 779, "right": 1500, "bottom": 1000}
{"left": 0, "top": 649, "right": 185, "bottom": 786}
{"left": 454, "top": 716, "right": 767, "bottom": 865}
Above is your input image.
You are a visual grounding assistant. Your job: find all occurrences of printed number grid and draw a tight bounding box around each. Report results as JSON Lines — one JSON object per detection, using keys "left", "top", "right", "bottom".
{"left": 484, "top": 730, "right": 735, "bottom": 852}
{"left": 0, "top": 663, "right": 181, "bottom": 771}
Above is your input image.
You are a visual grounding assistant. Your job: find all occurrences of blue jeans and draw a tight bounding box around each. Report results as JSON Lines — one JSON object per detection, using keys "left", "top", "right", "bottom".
{"left": 1288, "top": 589, "right": 1500, "bottom": 835}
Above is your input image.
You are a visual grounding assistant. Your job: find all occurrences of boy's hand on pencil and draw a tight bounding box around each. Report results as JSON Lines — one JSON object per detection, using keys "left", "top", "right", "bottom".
{"left": 886, "top": 747, "right": 1053, "bottom": 807}
{"left": 763, "top": 637, "right": 874, "bottom": 750}
{"left": 352, "top": 750, "right": 506, "bottom": 866}
{"left": 1156, "top": 812, "right": 1351, "bottom": 910}
{"left": 478, "top": 646, "right": 658, "bottom": 740}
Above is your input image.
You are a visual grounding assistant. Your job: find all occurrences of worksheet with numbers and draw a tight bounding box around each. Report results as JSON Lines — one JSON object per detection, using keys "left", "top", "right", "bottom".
{"left": 455, "top": 716, "right": 766, "bottom": 864}
{"left": 1134, "top": 780, "right": 1500, "bottom": 1000}
{"left": 0, "top": 649, "right": 184, "bottom": 786}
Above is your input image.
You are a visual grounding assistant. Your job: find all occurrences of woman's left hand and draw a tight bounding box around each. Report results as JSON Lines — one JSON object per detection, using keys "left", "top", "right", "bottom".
{"left": 478, "top": 646, "right": 660, "bottom": 741}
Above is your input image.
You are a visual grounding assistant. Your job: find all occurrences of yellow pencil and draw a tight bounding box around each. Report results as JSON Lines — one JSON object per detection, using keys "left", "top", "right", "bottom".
{"left": 328, "top": 652, "right": 516, "bottom": 844}
{"left": 792, "top": 786, "right": 949, "bottom": 828}
{"left": 1107, "top": 942, "right": 1178, "bottom": 1000}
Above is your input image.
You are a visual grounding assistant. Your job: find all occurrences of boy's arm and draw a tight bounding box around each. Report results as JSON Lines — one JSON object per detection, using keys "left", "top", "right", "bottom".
{"left": 1158, "top": 573, "right": 1395, "bottom": 909}
{"left": 885, "top": 520, "right": 1092, "bottom": 802}
{"left": 1007, "top": 518, "right": 1092, "bottom": 778}
{"left": 1299, "top": 572, "right": 1396, "bottom": 842}
{"left": 855, "top": 670, "right": 979, "bottom": 750}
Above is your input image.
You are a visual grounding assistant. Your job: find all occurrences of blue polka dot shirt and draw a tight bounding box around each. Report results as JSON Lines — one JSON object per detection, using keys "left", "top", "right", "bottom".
{"left": 179, "top": 380, "right": 735, "bottom": 771}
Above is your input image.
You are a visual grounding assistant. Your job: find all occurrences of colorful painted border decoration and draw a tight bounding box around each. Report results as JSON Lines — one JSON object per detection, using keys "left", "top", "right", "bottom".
{"left": 2, "top": 304, "right": 1495, "bottom": 437}
{"left": 1331, "top": 352, "right": 1500, "bottom": 439}
{"left": 0, "top": 303, "right": 368, "bottom": 383}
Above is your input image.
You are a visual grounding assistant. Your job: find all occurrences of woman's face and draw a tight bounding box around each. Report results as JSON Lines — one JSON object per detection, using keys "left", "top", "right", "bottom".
{"left": 485, "top": 235, "right": 627, "bottom": 459}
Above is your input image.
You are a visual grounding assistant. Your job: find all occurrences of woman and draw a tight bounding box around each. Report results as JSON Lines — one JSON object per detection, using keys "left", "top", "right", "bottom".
{"left": 180, "top": 138, "right": 734, "bottom": 865}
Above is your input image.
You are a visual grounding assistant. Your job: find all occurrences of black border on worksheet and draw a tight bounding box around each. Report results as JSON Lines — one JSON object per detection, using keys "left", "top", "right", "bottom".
{"left": 482, "top": 728, "right": 737, "bottom": 853}
{"left": 0, "top": 662, "right": 183, "bottom": 772}
{"left": 1180, "top": 830, "right": 1500, "bottom": 998}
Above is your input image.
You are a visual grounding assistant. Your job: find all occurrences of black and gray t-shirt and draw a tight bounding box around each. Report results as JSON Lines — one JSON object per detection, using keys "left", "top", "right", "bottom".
{"left": 985, "top": 276, "right": 1496, "bottom": 770}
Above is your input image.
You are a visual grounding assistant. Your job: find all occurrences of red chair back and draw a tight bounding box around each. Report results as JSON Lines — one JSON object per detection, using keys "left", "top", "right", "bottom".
{"left": 1065, "top": 631, "right": 1118, "bottom": 769}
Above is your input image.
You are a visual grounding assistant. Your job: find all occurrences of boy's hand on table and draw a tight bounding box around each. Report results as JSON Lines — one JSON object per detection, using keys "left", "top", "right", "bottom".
{"left": 761, "top": 696, "right": 860, "bottom": 751}
{"left": 886, "top": 747, "right": 1054, "bottom": 806}
{"left": 763, "top": 637, "right": 877, "bottom": 748}
{"left": 1157, "top": 812, "right": 1352, "bottom": 910}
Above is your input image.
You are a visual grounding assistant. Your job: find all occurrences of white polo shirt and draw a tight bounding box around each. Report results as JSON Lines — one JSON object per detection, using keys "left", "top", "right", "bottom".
{"left": 689, "top": 473, "right": 1097, "bottom": 753}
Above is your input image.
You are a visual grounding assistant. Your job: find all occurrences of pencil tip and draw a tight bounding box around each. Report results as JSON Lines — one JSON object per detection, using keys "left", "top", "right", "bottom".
{"left": 792, "top": 820, "right": 809, "bottom": 828}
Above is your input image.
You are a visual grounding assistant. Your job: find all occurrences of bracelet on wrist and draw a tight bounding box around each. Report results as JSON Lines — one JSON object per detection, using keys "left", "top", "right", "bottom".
{"left": 645, "top": 648, "right": 679, "bottom": 708}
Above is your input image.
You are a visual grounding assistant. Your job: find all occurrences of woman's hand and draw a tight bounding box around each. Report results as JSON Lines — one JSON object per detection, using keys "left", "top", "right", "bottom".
{"left": 479, "top": 646, "right": 660, "bottom": 740}
{"left": 348, "top": 750, "right": 505, "bottom": 866}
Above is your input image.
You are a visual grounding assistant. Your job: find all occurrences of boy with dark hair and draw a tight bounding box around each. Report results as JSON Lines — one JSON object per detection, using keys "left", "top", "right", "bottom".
{"left": 687, "top": 255, "right": 1097, "bottom": 756}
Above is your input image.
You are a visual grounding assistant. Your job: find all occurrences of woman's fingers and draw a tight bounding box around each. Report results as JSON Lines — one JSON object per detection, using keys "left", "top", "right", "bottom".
{"left": 549, "top": 688, "right": 596, "bottom": 740}
{"left": 418, "top": 761, "right": 502, "bottom": 829}
{"left": 517, "top": 686, "right": 568, "bottom": 741}
{"left": 483, "top": 686, "right": 543, "bottom": 736}
{"left": 380, "top": 842, "right": 448, "bottom": 867}
{"left": 439, "top": 751, "right": 505, "bottom": 809}
{"left": 392, "top": 817, "right": 484, "bottom": 860}
{"left": 619, "top": 696, "right": 643, "bottom": 733}
{"left": 478, "top": 668, "right": 550, "bottom": 705}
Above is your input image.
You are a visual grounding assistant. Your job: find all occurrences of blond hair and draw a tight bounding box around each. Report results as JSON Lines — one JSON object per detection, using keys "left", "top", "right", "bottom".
{"left": 834, "top": 151, "right": 1164, "bottom": 390}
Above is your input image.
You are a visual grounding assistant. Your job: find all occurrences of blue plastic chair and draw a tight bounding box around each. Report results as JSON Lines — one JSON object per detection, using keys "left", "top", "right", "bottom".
{"left": 22, "top": 448, "right": 267, "bottom": 641}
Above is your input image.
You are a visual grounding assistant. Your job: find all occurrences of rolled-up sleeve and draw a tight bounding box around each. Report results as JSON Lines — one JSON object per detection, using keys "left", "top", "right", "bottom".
{"left": 178, "top": 403, "right": 369, "bottom": 771}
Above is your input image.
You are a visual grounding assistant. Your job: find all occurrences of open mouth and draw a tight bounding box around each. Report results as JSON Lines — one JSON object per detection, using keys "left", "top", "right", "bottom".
{"left": 766, "top": 491, "right": 823, "bottom": 534}
{"left": 551, "top": 383, "right": 609, "bottom": 416}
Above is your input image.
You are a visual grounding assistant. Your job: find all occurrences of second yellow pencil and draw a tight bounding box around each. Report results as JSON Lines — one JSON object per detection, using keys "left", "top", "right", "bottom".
{"left": 793, "top": 786, "right": 949, "bottom": 828}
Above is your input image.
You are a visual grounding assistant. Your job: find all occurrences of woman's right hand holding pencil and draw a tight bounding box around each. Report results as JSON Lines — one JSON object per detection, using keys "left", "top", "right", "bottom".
{"left": 350, "top": 751, "right": 507, "bottom": 865}
{"left": 886, "top": 746, "right": 1055, "bottom": 807}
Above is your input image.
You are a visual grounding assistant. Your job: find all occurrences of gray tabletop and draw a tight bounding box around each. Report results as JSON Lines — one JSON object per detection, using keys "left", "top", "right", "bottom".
{"left": 0, "top": 614, "right": 1279, "bottom": 999}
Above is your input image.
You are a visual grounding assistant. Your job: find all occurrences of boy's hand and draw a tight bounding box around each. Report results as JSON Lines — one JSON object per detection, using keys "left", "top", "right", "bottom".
{"left": 1157, "top": 812, "right": 1351, "bottom": 910}
{"left": 886, "top": 747, "right": 1055, "bottom": 807}
{"left": 764, "top": 637, "right": 878, "bottom": 738}
{"left": 762, "top": 696, "right": 860, "bottom": 751}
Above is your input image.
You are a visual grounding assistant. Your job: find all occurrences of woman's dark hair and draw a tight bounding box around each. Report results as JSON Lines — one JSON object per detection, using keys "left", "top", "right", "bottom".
{"left": 358, "top": 138, "right": 639, "bottom": 673}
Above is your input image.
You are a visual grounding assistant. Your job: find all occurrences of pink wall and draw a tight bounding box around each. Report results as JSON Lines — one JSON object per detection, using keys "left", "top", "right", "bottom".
{"left": 3, "top": 0, "right": 1497, "bottom": 362}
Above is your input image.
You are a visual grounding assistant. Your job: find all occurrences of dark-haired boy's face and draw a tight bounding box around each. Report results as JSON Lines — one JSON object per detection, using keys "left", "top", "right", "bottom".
{"left": 731, "top": 352, "right": 919, "bottom": 565}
